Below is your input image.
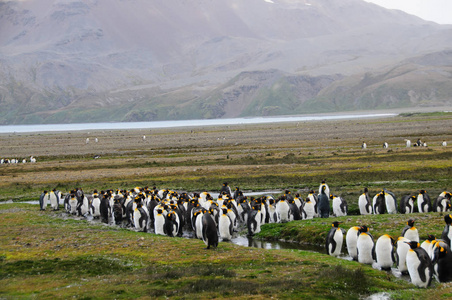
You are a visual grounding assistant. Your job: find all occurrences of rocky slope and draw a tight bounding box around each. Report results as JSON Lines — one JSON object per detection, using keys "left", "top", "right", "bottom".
{"left": 0, "top": 0, "right": 451, "bottom": 124}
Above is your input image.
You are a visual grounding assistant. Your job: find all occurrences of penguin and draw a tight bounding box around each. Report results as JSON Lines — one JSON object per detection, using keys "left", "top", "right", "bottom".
{"left": 303, "top": 199, "right": 315, "bottom": 220}
{"left": 358, "top": 187, "right": 372, "bottom": 215}
{"left": 275, "top": 196, "right": 291, "bottom": 223}
{"left": 405, "top": 241, "right": 434, "bottom": 288}
{"left": 383, "top": 189, "right": 398, "bottom": 214}
{"left": 154, "top": 208, "right": 166, "bottom": 235}
{"left": 361, "top": 141, "right": 367, "bottom": 149}
{"left": 306, "top": 190, "right": 318, "bottom": 217}
{"left": 431, "top": 240, "right": 452, "bottom": 283}
{"left": 434, "top": 192, "right": 452, "bottom": 212}
{"left": 164, "top": 211, "right": 179, "bottom": 237}
{"left": 218, "top": 208, "right": 233, "bottom": 241}
{"left": 441, "top": 214, "right": 452, "bottom": 248}
{"left": 39, "top": 190, "right": 49, "bottom": 211}
{"left": 68, "top": 193, "right": 78, "bottom": 215}
{"left": 325, "top": 221, "right": 346, "bottom": 257}
{"left": 399, "top": 195, "right": 415, "bottom": 214}
{"left": 201, "top": 210, "right": 219, "bottom": 249}
{"left": 286, "top": 196, "right": 301, "bottom": 220}
{"left": 293, "top": 193, "right": 304, "bottom": 214}
{"left": 396, "top": 236, "right": 411, "bottom": 275}
{"left": 356, "top": 225, "right": 375, "bottom": 265}
{"left": 383, "top": 142, "right": 389, "bottom": 149}
{"left": 417, "top": 190, "right": 431, "bottom": 213}
{"left": 90, "top": 190, "right": 101, "bottom": 218}
{"left": 133, "top": 202, "right": 149, "bottom": 232}
{"left": 372, "top": 191, "right": 385, "bottom": 215}
{"left": 195, "top": 209, "right": 205, "bottom": 239}
{"left": 113, "top": 196, "right": 124, "bottom": 226}
{"left": 49, "top": 189, "right": 60, "bottom": 211}
{"left": 405, "top": 139, "right": 411, "bottom": 148}
{"left": 219, "top": 182, "right": 232, "bottom": 198}
{"left": 346, "top": 226, "right": 360, "bottom": 261}
{"left": 401, "top": 219, "right": 419, "bottom": 242}
{"left": 100, "top": 192, "right": 110, "bottom": 224}
{"left": 318, "top": 185, "right": 330, "bottom": 218}
{"left": 375, "top": 234, "right": 395, "bottom": 271}
{"left": 247, "top": 204, "right": 261, "bottom": 236}
{"left": 421, "top": 234, "right": 436, "bottom": 259}
{"left": 331, "top": 195, "right": 347, "bottom": 217}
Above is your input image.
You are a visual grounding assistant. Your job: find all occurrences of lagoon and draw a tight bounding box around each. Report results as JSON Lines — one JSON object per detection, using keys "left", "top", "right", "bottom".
{"left": 0, "top": 113, "right": 396, "bottom": 134}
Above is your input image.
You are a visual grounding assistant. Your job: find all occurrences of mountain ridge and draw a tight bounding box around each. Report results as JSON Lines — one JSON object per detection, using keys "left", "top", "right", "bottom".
{"left": 0, "top": 0, "right": 451, "bottom": 124}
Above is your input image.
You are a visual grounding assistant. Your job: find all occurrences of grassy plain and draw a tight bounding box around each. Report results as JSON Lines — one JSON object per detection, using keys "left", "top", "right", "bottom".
{"left": 1, "top": 112, "right": 452, "bottom": 299}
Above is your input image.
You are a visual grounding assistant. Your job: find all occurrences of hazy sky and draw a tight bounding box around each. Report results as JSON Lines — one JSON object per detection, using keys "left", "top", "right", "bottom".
{"left": 364, "top": 0, "right": 452, "bottom": 24}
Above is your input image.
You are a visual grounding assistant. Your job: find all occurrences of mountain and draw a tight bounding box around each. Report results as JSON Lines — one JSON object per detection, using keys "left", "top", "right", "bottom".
{"left": 1, "top": 0, "right": 452, "bottom": 124}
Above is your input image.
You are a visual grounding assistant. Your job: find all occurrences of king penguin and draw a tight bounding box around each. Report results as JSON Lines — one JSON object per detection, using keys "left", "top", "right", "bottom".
{"left": 358, "top": 187, "right": 372, "bottom": 215}
{"left": 247, "top": 204, "right": 262, "bottom": 236}
{"left": 357, "top": 225, "right": 375, "bottom": 265}
{"left": 201, "top": 210, "right": 219, "bottom": 249}
{"left": 417, "top": 190, "right": 431, "bottom": 213}
{"left": 431, "top": 240, "right": 452, "bottom": 283}
{"left": 405, "top": 241, "right": 434, "bottom": 288}
{"left": 326, "top": 221, "right": 345, "bottom": 257}
{"left": 420, "top": 234, "right": 436, "bottom": 259}
{"left": 154, "top": 208, "right": 166, "bottom": 235}
{"left": 402, "top": 219, "right": 419, "bottom": 242}
{"left": 375, "top": 234, "right": 395, "bottom": 271}
{"left": 303, "top": 199, "right": 315, "bottom": 220}
{"left": 399, "top": 195, "right": 415, "bottom": 214}
{"left": 441, "top": 214, "right": 452, "bottom": 248}
{"left": 39, "top": 190, "right": 49, "bottom": 211}
{"left": 318, "top": 184, "right": 330, "bottom": 218}
{"left": 383, "top": 189, "right": 398, "bottom": 214}
{"left": 331, "top": 195, "right": 347, "bottom": 217}
{"left": 133, "top": 202, "right": 149, "bottom": 232}
{"left": 218, "top": 207, "right": 233, "bottom": 241}
{"left": 372, "top": 191, "right": 385, "bottom": 215}
{"left": 346, "top": 226, "right": 360, "bottom": 261}
{"left": 49, "top": 189, "right": 60, "bottom": 211}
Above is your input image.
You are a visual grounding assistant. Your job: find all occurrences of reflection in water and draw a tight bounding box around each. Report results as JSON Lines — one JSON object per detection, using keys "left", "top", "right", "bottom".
{"left": 230, "top": 235, "right": 325, "bottom": 253}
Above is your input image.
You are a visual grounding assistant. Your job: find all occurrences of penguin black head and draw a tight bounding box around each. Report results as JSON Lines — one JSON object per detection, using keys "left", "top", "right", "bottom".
{"left": 445, "top": 214, "right": 452, "bottom": 225}
{"left": 405, "top": 241, "right": 420, "bottom": 249}
{"left": 359, "top": 225, "right": 369, "bottom": 233}
{"left": 322, "top": 179, "right": 326, "bottom": 184}
{"left": 363, "top": 187, "right": 368, "bottom": 193}
{"left": 407, "top": 219, "right": 415, "bottom": 227}
{"left": 221, "top": 208, "right": 228, "bottom": 215}
{"left": 427, "top": 234, "right": 436, "bottom": 241}
{"left": 331, "top": 221, "right": 342, "bottom": 228}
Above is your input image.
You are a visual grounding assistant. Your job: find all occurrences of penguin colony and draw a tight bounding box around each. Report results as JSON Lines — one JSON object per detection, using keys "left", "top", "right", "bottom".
{"left": 326, "top": 215, "right": 452, "bottom": 288}
{"left": 40, "top": 183, "right": 345, "bottom": 246}
{"left": 40, "top": 182, "right": 452, "bottom": 287}
{"left": 1, "top": 156, "right": 36, "bottom": 164}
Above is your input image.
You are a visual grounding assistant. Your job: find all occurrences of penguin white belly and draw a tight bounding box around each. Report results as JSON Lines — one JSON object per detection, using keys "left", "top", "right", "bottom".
{"left": 357, "top": 234, "right": 374, "bottom": 264}
{"left": 195, "top": 214, "right": 204, "bottom": 239}
{"left": 154, "top": 214, "right": 166, "bottom": 235}
{"left": 375, "top": 238, "right": 393, "bottom": 270}
{"left": 358, "top": 195, "right": 370, "bottom": 215}
{"left": 80, "top": 197, "right": 90, "bottom": 216}
{"left": 304, "top": 203, "right": 315, "bottom": 220}
{"left": 49, "top": 193, "right": 58, "bottom": 210}
{"left": 396, "top": 239, "right": 410, "bottom": 273}
{"left": 406, "top": 250, "right": 428, "bottom": 288}
{"left": 346, "top": 228, "right": 359, "bottom": 260}
{"left": 69, "top": 198, "right": 77, "bottom": 214}
{"left": 417, "top": 195, "right": 425, "bottom": 213}
{"left": 385, "top": 194, "right": 397, "bottom": 214}
{"left": 91, "top": 198, "right": 101, "bottom": 217}
{"left": 219, "top": 215, "right": 233, "bottom": 241}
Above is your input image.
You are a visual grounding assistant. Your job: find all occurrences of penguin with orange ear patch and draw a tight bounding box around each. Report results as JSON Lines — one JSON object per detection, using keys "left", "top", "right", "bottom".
{"left": 405, "top": 241, "right": 433, "bottom": 288}
{"left": 431, "top": 241, "right": 452, "bottom": 282}
{"left": 326, "top": 221, "right": 345, "bottom": 257}
{"left": 202, "top": 209, "right": 218, "bottom": 249}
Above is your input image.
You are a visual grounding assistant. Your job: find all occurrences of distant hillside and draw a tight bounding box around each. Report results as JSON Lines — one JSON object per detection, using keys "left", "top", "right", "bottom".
{"left": 1, "top": 0, "right": 452, "bottom": 124}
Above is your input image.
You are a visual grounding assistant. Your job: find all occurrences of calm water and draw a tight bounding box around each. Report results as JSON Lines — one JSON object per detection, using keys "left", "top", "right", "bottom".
{"left": 0, "top": 113, "right": 396, "bottom": 134}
